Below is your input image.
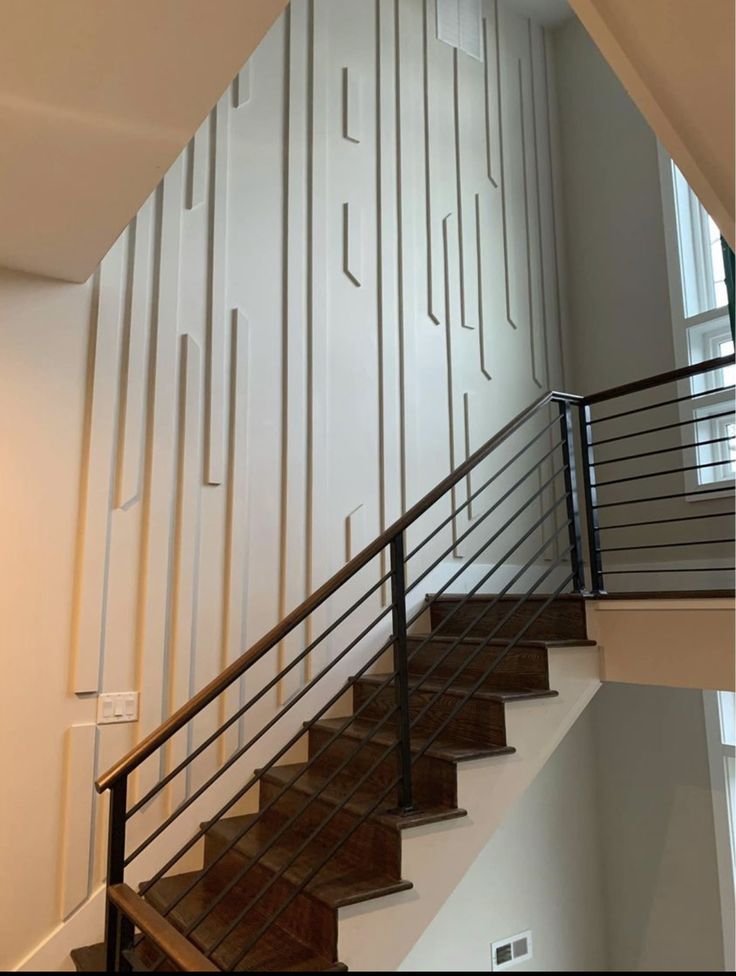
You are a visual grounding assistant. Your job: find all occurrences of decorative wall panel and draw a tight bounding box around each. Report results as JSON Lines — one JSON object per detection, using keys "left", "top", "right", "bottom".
{"left": 60, "top": 0, "right": 566, "bottom": 922}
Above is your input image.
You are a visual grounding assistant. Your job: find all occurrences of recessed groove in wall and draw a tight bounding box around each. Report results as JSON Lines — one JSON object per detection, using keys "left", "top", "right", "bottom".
{"left": 278, "top": 0, "right": 309, "bottom": 706}
{"left": 342, "top": 65, "right": 362, "bottom": 143}
{"left": 475, "top": 192, "right": 491, "bottom": 379}
{"left": 205, "top": 93, "right": 230, "bottom": 487}
{"left": 453, "top": 50, "right": 474, "bottom": 332}
{"left": 167, "top": 334, "right": 203, "bottom": 806}
{"left": 543, "top": 27, "right": 567, "bottom": 390}
{"left": 423, "top": 0, "right": 441, "bottom": 325}
{"left": 343, "top": 201, "right": 363, "bottom": 286}
{"left": 495, "top": 0, "right": 515, "bottom": 330}
{"left": 116, "top": 196, "right": 154, "bottom": 510}
{"left": 71, "top": 235, "right": 126, "bottom": 694}
{"left": 135, "top": 158, "right": 185, "bottom": 799}
{"left": 376, "top": 0, "right": 401, "bottom": 605}
{"left": 529, "top": 21, "right": 550, "bottom": 392}
{"left": 463, "top": 392, "right": 474, "bottom": 519}
{"left": 306, "top": 0, "right": 330, "bottom": 681}
{"left": 59, "top": 723, "right": 97, "bottom": 920}
{"left": 482, "top": 13, "right": 499, "bottom": 188}
{"left": 518, "top": 55, "right": 543, "bottom": 391}
{"left": 186, "top": 121, "right": 208, "bottom": 211}
{"left": 394, "top": 0, "right": 407, "bottom": 516}
{"left": 442, "top": 212, "right": 463, "bottom": 555}
{"left": 345, "top": 504, "right": 367, "bottom": 561}
{"left": 220, "top": 312, "right": 250, "bottom": 760}
{"left": 233, "top": 62, "right": 252, "bottom": 108}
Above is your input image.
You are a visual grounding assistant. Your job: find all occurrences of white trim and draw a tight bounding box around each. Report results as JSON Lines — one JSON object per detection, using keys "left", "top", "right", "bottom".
{"left": 703, "top": 691, "right": 736, "bottom": 972}
{"left": 12, "top": 885, "right": 105, "bottom": 972}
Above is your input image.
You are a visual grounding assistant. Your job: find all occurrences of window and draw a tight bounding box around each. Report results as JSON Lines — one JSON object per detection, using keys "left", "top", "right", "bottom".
{"left": 658, "top": 149, "right": 734, "bottom": 495}
{"left": 436, "top": 0, "right": 482, "bottom": 61}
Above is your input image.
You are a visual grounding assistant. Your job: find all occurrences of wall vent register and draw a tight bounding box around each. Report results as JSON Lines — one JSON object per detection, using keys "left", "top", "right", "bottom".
{"left": 491, "top": 930, "right": 533, "bottom": 970}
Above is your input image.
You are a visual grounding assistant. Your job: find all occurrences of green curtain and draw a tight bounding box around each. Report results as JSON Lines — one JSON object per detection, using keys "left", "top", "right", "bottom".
{"left": 721, "top": 235, "right": 735, "bottom": 340}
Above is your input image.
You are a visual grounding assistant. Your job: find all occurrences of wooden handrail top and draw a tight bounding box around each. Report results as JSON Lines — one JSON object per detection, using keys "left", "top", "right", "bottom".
{"left": 108, "top": 883, "right": 218, "bottom": 971}
{"left": 96, "top": 353, "right": 734, "bottom": 793}
{"left": 582, "top": 353, "right": 735, "bottom": 405}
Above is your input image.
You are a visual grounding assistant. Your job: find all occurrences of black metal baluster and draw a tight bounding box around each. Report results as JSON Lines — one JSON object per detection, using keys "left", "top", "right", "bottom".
{"left": 578, "top": 403, "right": 605, "bottom": 594}
{"left": 105, "top": 778, "right": 132, "bottom": 972}
{"left": 389, "top": 532, "right": 414, "bottom": 813}
{"left": 558, "top": 401, "right": 586, "bottom": 593}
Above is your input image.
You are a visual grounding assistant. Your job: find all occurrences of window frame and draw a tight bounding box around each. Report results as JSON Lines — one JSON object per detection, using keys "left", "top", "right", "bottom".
{"left": 657, "top": 145, "right": 734, "bottom": 500}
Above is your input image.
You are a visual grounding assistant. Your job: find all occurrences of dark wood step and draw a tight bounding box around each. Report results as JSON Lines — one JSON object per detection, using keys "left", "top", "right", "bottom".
{"left": 306, "top": 717, "right": 511, "bottom": 809}
{"left": 406, "top": 634, "right": 552, "bottom": 691}
{"left": 427, "top": 593, "right": 588, "bottom": 641}
{"left": 206, "top": 814, "right": 413, "bottom": 912}
{"left": 145, "top": 872, "right": 346, "bottom": 972}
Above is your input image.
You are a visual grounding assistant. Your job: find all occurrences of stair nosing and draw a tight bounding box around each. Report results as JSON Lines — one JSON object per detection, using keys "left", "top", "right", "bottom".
{"left": 353, "top": 672, "right": 559, "bottom": 703}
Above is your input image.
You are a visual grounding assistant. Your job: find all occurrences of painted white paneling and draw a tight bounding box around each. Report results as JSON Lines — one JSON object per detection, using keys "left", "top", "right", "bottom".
{"left": 0, "top": 1, "right": 568, "bottom": 967}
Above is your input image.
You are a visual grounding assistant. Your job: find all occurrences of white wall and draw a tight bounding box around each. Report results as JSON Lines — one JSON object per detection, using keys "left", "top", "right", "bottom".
{"left": 552, "top": 16, "right": 733, "bottom": 580}
{"left": 399, "top": 708, "right": 609, "bottom": 972}
{"left": 0, "top": 0, "right": 568, "bottom": 968}
{"left": 593, "top": 682, "right": 725, "bottom": 972}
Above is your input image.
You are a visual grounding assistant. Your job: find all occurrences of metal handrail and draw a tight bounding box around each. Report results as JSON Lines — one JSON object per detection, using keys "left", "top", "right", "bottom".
{"left": 96, "top": 389, "right": 578, "bottom": 792}
{"left": 101, "top": 353, "right": 735, "bottom": 971}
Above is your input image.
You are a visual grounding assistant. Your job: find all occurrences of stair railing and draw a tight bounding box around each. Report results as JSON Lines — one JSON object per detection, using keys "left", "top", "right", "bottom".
{"left": 97, "top": 355, "right": 734, "bottom": 971}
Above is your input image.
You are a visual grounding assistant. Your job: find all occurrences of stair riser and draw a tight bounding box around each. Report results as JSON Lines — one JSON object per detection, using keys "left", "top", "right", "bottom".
{"left": 258, "top": 776, "right": 401, "bottom": 877}
{"left": 307, "top": 725, "right": 458, "bottom": 808}
{"left": 202, "top": 837, "right": 337, "bottom": 959}
{"left": 429, "top": 598, "right": 587, "bottom": 641}
{"left": 406, "top": 639, "right": 549, "bottom": 691}
{"left": 352, "top": 681, "right": 507, "bottom": 749}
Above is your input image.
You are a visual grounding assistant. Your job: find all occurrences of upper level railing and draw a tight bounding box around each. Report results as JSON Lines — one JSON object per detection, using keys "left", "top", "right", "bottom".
{"left": 98, "top": 354, "right": 735, "bottom": 971}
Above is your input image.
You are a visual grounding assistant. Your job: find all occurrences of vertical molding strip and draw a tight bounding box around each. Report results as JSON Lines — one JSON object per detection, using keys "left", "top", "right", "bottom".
{"left": 221, "top": 312, "right": 250, "bottom": 757}
{"left": 72, "top": 235, "right": 126, "bottom": 693}
{"left": 59, "top": 724, "right": 97, "bottom": 919}
{"left": 167, "top": 334, "right": 203, "bottom": 808}
{"left": 279, "top": 1, "right": 310, "bottom": 703}
{"left": 205, "top": 94, "right": 230, "bottom": 486}
{"left": 186, "top": 122, "right": 208, "bottom": 211}
{"left": 134, "top": 159, "right": 184, "bottom": 802}
{"left": 116, "top": 196, "right": 154, "bottom": 509}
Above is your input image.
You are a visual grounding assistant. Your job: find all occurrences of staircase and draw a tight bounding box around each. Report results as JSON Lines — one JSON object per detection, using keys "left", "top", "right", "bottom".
{"left": 74, "top": 354, "right": 734, "bottom": 972}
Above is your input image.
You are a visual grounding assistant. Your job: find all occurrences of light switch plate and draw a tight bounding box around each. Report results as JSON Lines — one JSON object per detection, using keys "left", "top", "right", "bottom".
{"left": 97, "top": 691, "right": 139, "bottom": 725}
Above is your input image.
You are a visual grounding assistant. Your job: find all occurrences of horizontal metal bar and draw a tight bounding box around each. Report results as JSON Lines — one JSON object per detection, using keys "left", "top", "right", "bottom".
{"left": 405, "top": 414, "right": 560, "bottom": 562}
{"left": 136, "top": 634, "right": 395, "bottom": 889}
{"left": 593, "top": 486, "right": 734, "bottom": 508}
{"left": 591, "top": 409, "right": 735, "bottom": 447}
{"left": 598, "top": 511, "right": 734, "bottom": 531}
{"left": 406, "top": 458, "right": 566, "bottom": 595}
{"left": 588, "top": 383, "right": 735, "bottom": 425}
{"left": 603, "top": 567, "right": 735, "bottom": 574}
{"left": 99, "top": 394, "right": 583, "bottom": 792}
{"left": 594, "top": 459, "right": 730, "bottom": 488}
{"left": 221, "top": 552, "right": 572, "bottom": 969}
{"left": 128, "top": 573, "right": 392, "bottom": 817}
{"left": 592, "top": 435, "right": 734, "bottom": 467}
{"left": 583, "top": 353, "right": 735, "bottom": 406}
{"left": 409, "top": 570, "right": 575, "bottom": 764}
{"left": 597, "top": 538, "right": 735, "bottom": 553}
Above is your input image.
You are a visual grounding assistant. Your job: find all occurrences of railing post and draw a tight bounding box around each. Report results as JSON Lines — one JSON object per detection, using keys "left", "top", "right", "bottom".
{"left": 578, "top": 403, "right": 606, "bottom": 595}
{"left": 389, "top": 531, "right": 414, "bottom": 813}
{"left": 557, "top": 400, "right": 586, "bottom": 593}
{"left": 105, "top": 778, "right": 133, "bottom": 972}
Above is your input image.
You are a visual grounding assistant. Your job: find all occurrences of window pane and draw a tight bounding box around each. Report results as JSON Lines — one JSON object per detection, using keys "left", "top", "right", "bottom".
{"left": 672, "top": 162, "right": 725, "bottom": 316}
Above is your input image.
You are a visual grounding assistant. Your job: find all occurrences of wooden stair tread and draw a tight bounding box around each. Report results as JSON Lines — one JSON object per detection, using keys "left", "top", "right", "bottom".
{"left": 262, "top": 758, "right": 472, "bottom": 829}
{"left": 311, "top": 716, "right": 515, "bottom": 765}
{"left": 145, "top": 872, "right": 346, "bottom": 972}
{"left": 426, "top": 592, "right": 586, "bottom": 603}
{"left": 356, "top": 672, "right": 559, "bottom": 703}
{"left": 407, "top": 633, "right": 596, "bottom": 648}
{"left": 207, "top": 814, "right": 413, "bottom": 909}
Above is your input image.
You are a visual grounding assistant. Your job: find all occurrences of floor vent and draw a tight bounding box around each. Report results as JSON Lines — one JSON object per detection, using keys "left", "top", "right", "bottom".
{"left": 491, "top": 930, "right": 533, "bottom": 970}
